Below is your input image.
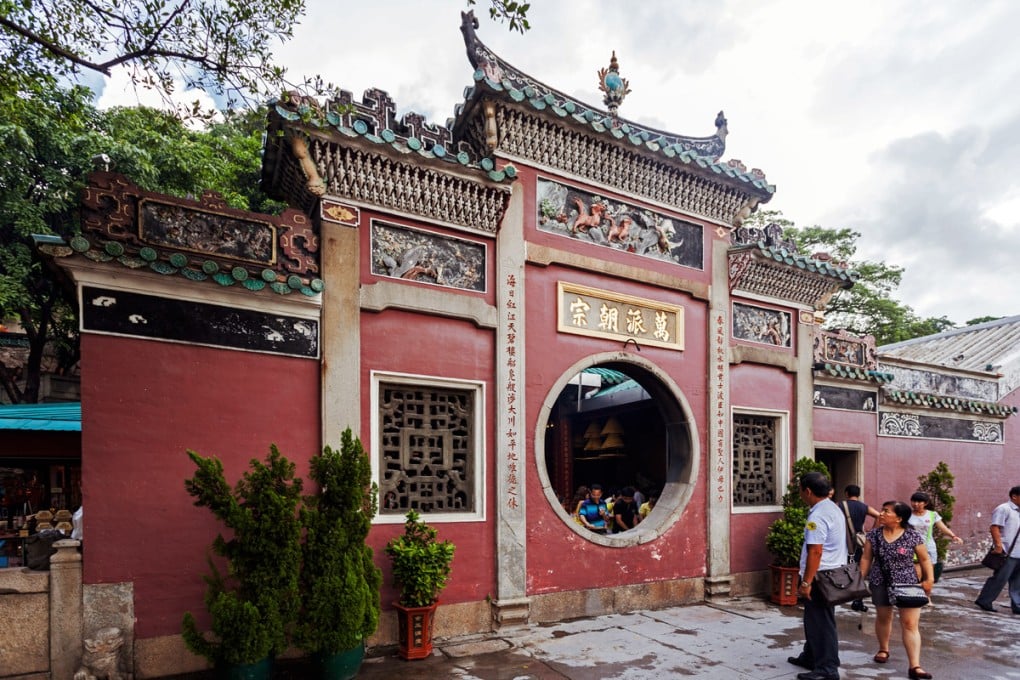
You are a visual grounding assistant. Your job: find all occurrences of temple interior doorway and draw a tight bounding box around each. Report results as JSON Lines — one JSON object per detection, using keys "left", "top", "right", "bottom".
{"left": 815, "top": 446, "right": 863, "bottom": 498}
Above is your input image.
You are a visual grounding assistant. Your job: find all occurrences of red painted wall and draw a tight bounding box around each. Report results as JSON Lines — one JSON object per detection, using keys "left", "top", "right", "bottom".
{"left": 360, "top": 308, "right": 497, "bottom": 607}
{"left": 728, "top": 363, "right": 796, "bottom": 573}
{"left": 81, "top": 334, "right": 320, "bottom": 639}
{"left": 521, "top": 261, "right": 711, "bottom": 591}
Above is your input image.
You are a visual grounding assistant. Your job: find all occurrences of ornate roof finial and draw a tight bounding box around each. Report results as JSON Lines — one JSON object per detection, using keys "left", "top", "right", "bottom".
{"left": 598, "top": 51, "right": 631, "bottom": 117}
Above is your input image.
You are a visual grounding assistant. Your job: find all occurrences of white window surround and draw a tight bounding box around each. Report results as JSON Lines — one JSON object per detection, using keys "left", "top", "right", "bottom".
{"left": 730, "top": 406, "right": 789, "bottom": 515}
{"left": 369, "top": 370, "right": 486, "bottom": 524}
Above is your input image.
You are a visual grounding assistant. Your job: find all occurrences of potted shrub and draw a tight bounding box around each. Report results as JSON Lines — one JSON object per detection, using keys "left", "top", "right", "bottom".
{"left": 294, "top": 429, "right": 382, "bottom": 679}
{"left": 385, "top": 510, "right": 455, "bottom": 660}
{"left": 182, "top": 445, "right": 303, "bottom": 679}
{"left": 764, "top": 457, "right": 830, "bottom": 605}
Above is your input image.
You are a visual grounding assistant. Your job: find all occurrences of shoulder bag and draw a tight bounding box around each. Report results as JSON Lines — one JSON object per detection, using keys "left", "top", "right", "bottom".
{"left": 814, "top": 513, "right": 870, "bottom": 606}
{"left": 842, "top": 501, "right": 867, "bottom": 548}
{"left": 877, "top": 541, "right": 928, "bottom": 608}
{"left": 981, "top": 520, "right": 1020, "bottom": 571}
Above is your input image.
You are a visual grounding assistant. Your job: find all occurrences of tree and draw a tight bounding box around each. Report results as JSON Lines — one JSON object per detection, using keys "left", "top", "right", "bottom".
{"left": 0, "top": 1, "right": 532, "bottom": 115}
{"left": 0, "top": 80, "right": 274, "bottom": 402}
{"left": 743, "top": 210, "right": 956, "bottom": 346}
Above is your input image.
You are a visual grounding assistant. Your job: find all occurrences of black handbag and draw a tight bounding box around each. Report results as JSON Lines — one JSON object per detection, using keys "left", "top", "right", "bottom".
{"left": 981, "top": 524, "right": 1019, "bottom": 571}
{"left": 877, "top": 544, "right": 928, "bottom": 608}
{"left": 887, "top": 583, "right": 929, "bottom": 608}
{"left": 814, "top": 562, "right": 870, "bottom": 605}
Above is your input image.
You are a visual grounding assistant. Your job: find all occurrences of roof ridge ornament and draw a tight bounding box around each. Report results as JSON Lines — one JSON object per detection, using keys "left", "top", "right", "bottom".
{"left": 598, "top": 51, "right": 631, "bottom": 118}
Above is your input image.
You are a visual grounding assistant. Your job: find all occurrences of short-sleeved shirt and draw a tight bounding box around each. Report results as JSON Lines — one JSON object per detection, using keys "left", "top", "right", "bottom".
{"left": 867, "top": 527, "right": 923, "bottom": 585}
{"left": 844, "top": 499, "right": 869, "bottom": 532}
{"left": 908, "top": 510, "right": 941, "bottom": 562}
{"left": 800, "top": 498, "right": 849, "bottom": 578}
{"left": 991, "top": 500, "right": 1020, "bottom": 558}
{"left": 578, "top": 499, "right": 608, "bottom": 530}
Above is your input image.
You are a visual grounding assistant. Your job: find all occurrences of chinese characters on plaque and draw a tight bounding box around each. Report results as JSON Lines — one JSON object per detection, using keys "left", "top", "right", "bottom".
{"left": 557, "top": 282, "right": 684, "bottom": 351}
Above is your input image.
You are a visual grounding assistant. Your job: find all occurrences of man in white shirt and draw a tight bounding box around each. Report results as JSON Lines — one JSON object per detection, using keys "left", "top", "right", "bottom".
{"left": 788, "top": 471, "right": 846, "bottom": 680}
{"left": 975, "top": 485, "right": 1020, "bottom": 614}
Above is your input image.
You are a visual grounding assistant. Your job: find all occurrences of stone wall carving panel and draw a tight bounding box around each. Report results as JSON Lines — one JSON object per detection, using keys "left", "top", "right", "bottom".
{"left": 813, "top": 385, "right": 876, "bottom": 411}
{"left": 879, "top": 411, "right": 1003, "bottom": 443}
{"left": 537, "top": 178, "right": 703, "bottom": 269}
{"left": 814, "top": 329, "right": 876, "bottom": 369}
{"left": 370, "top": 222, "right": 486, "bottom": 292}
{"left": 732, "top": 302, "right": 791, "bottom": 347}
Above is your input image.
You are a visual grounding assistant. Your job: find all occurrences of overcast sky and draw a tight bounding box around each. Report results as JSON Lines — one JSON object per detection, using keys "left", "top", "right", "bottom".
{"left": 98, "top": 0, "right": 1020, "bottom": 325}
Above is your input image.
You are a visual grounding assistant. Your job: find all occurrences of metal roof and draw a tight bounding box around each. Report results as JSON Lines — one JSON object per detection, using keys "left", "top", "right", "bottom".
{"left": 880, "top": 315, "right": 1020, "bottom": 373}
{"left": 0, "top": 402, "right": 81, "bottom": 431}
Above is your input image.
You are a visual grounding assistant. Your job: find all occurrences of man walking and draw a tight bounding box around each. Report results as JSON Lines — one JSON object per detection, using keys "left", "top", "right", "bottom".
{"left": 975, "top": 485, "right": 1020, "bottom": 614}
{"left": 842, "top": 484, "right": 879, "bottom": 611}
{"left": 788, "top": 471, "right": 847, "bottom": 680}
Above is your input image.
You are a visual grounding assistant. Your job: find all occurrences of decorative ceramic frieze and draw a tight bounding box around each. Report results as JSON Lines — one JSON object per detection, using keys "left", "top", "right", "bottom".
{"left": 557, "top": 281, "right": 683, "bottom": 351}
{"left": 81, "top": 286, "right": 319, "bottom": 358}
{"left": 308, "top": 138, "right": 511, "bottom": 235}
{"left": 879, "top": 411, "right": 1003, "bottom": 443}
{"left": 813, "top": 385, "right": 877, "bottom": 412}
{"left": 732, "top": 302, "right": 791, "bottom": 347}
{"left": 878, "top": 363, "right": 998, "bottom": 402}
{"left": 492, "top": 108, "right": 752, "bottom": 224}
{"left": 537, "top": 178, "right": 703, "bottom": 268}
{"left": 370, "top": 222, "right": 486, "bottom": 292}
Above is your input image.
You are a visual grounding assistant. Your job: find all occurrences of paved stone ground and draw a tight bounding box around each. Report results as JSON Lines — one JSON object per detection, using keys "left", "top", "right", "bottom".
{"left": 163, "top": 569, "right": 1020, "bottom": 679}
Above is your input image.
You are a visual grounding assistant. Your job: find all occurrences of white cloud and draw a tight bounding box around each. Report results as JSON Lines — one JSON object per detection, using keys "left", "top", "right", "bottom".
{"left": 275, "top": 0, "right": 1020, "bottom": 323}
{"left": 95, "top": 66, "right": 221, "bottom": 127}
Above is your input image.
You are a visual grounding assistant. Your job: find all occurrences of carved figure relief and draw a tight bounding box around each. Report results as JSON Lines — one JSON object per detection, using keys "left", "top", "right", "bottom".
{"left": 732, "top": 302, "right": 791, "bottom": 347}
{"left": 141, "top": 201, "right": 276, "bottom": 264}
{"left": 370, "top": 222, "right": 486, "bottom": 292}
{"left": 536, "top": 178, "right": 703, "bottom": 269}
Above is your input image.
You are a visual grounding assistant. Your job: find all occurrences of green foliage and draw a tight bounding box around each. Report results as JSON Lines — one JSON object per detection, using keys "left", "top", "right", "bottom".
{"left": 182, "top": 445, "right": 303, "bottom": 666}
{"left": 385, "top": 510, "right": 456, "bottom": 608}
{"left": 765, "top": 458, "right": 831, "bottom": 567}
{"left": 0, "top": 0, "right": 307, "bottom": 116}
{"left": 917, "top": 462, "right": 956, "bottom": 563}
{"left": 743, "top": 210, "right": 958, "bottom": 346}
{"left": 294, "top": 429, "right": 382, "bottom": 655}
{"left": 469, "top": 0, "right": 532, "bottom": 33}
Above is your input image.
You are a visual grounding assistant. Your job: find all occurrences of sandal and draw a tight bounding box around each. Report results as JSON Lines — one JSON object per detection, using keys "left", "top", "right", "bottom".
{"left": 873, "top": 650, "right": 890, "bottom": 663}
{"left": 908, "top": 667, "right": 933, "bottom": 679}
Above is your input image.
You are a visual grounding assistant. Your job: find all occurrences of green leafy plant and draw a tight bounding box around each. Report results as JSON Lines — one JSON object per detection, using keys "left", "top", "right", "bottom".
{"left": 385, "top": 511, "right": 455, "bottom": 608}
{"left": 181, "top": 445, "right": 302, "bottom": 666}
{"left": 917, "top": 461, "right": 956, "bottom": 563}
{"left": 765, "top": 458, "right": 831, "bottom": 567}
{"left": 294, "top": 429, "right": 382, "bottom": 655}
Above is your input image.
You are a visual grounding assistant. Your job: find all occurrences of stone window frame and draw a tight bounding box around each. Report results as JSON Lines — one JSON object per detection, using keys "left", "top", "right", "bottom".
{"left": 369, "top": 370, "right": 486, "bottom": 524}
{"left": 730, "top": 407, "right": 789, "bottom": 514}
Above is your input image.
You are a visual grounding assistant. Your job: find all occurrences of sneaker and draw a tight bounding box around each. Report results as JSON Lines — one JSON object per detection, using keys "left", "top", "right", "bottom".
{"left": 850, "top": 600, "right": 868, "bottom": 612}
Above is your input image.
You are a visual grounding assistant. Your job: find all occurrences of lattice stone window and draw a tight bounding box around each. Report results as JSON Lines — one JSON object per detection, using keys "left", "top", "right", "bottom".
{"left": 732, "top": 411, "right": 785, "bottom": 508}
{"left": 372, "top": 372, "right": 484, "bottom": 522}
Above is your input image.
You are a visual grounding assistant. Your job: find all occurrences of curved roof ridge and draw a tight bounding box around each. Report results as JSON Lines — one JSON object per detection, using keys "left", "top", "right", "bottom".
{"left": 457, "top": 10, "right": 730, "bottom": 162}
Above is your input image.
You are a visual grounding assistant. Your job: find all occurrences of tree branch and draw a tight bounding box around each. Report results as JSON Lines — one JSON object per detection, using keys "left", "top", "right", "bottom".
{"left": 0, "top": 16, "right": 113, "bottom": 75}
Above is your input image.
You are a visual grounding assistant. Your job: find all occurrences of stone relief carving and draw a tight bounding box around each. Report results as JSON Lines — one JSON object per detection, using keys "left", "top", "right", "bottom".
{"left": 140, "top": 201, "right": 275, "bottom": 264}
{"left": 74, "top": 627, "right": 125, "bottom": 680}
{"left": 879, "top": 412, "right": 922, "bottom": 437}
{"left": 536, "top": 179, "right": 703, "bottom": 268}
{"left": 732, "top": 302, "right": 791, "bottom": 347}
{"left": 813, "top": 329, "right": 876, "bottom": 369}
{"left": 878, "top": 363, "right": 998, "bottom": 401}
{"left": 371, "top": 222, "right": 486, "bottom": 292}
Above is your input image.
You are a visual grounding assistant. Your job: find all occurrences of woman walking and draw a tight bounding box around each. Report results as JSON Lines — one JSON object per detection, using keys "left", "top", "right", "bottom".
{"left": 908, "top": 491, "right": 963, "bottom": 581}
{"left": 859, "top": 501, "right": 935, "bottom": 679}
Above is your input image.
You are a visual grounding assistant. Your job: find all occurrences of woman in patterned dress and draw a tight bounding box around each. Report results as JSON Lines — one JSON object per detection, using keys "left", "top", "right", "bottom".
{"left": 858, "top": 501, "right": 935, "bottom": 679}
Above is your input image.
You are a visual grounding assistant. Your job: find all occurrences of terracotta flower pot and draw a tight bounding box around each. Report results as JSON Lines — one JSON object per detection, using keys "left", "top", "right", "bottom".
{"left": 769, "top": 564, "right": 800, "bottom": 606}
{"left": 394, "top": 601, "right": 438, "bottom": 660}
